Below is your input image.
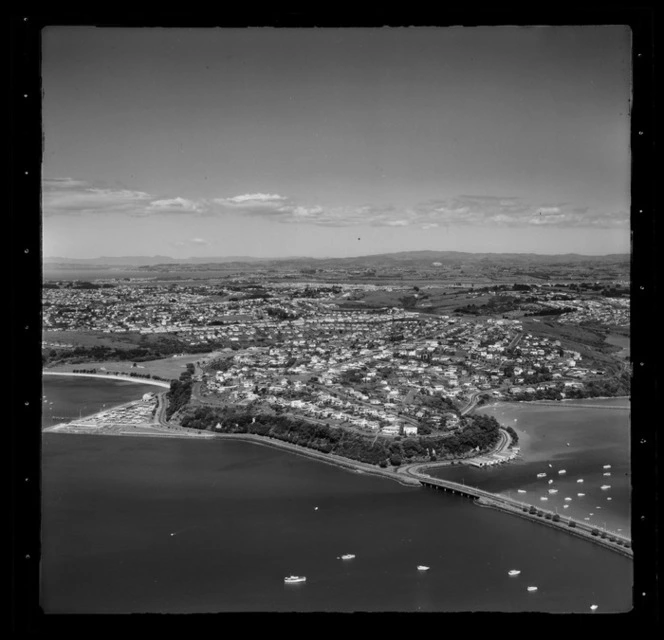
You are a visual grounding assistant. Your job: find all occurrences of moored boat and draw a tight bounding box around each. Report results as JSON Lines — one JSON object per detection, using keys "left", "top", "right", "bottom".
{"left": 558, "top": 469, "right": 566, "bottom": 475}
{"left": 537, "top": 473, "right": 547, "bottom": 478}
{"left": 603, "top": 465, "right": 611, "bottom": 469}
{"left": 340, "top": 554, "right": 355, "bottom": 560}
{"left": 284, "top": 575, "right": 306, "bottom": 584}
{"left": 417, "top": 565, "right": 430, "bottom": 571}
{"left": 590, "top": 604, "right": 598, "bottom": 611}
{"left": 577, "top": 479, "right": 584, "bottom": 483}
{"left": 527, "top": 586, "right": 538, "bottom": 592}
{"left": 577, "top": 493, "right": 585, "bottom": 497}
{"left": 508, "top": 569, "right": 521, "bottom": 576}
{"left": 601, "top": 485, "right": 611, "bottom": 490}
{"left": 517, "top": 489, "right": 527, "bottom": 494}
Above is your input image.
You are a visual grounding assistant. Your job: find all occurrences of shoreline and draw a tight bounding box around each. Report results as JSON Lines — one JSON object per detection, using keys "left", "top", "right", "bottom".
{"left": 42, "top": 370, "right": 171, "bottom": 389}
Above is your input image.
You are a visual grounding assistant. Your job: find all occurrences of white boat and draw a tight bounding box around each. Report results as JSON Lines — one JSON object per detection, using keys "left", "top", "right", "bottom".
{"left": 590, "top": 604, "right": 598, "bottom": 611}
{"left": 566, "top": 442, "right": 570, "bottom": 446}
{"left": 417, "top": 565, "right": 430, "bottom": 571}
{"left": 340, "top": 554, "right": 355, "bottom": 560}
{"left": 607, "top": 497, "right": 612, "bottom": 501}
{"left": 548, "top": 464, "right": 552, "bottom": 468}
{"left": 537, "top": 473, "right": 547, "bottom": 478}
{"left": 527, "top": 586, "right": 538, "bottom": 592}
{"left": 601, "top": 485, "right": 611, "bottom": 490}
{"left": 577, "top": 479, "right": 584, "bottom": 483}
{"left": 577, "top": 493, "right": 585, "bottom": 497}
{"left": 548, "top": 479, "right": 554, "bottom": 484}
{"left": 603, "top": 472, "right": 611, "bottom": 477}
{"left": 548, "top": 489, "right": 558, "bottom": 494}
{"left": 564, "top": 497, "right": 572, "bottom": 501}
{"left": 517, "top": 489, "right": 527, "bottom": 494}
{"left": 508, "top": 570, "right": 521, "bottom": 576}
{"left": 540, "top": 497, "right": 548, "bottom": 501}
{"left": 284, "top": 576, "right": 306, "bottom": 584}
{"left": 563, "top": 505, "right": 569, "bottom": 509}
{"left": 558, "top": 470, "right": 566, "bottom": 475}
{"left": 603, "top": 465, "right": 611, "bottom": 469}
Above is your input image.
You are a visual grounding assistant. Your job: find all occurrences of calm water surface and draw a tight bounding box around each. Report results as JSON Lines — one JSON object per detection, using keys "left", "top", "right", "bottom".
{"left": 41, "top": 379, "right": 633, "bottom": 613}
{"left": 429, "top": 399, "right": 631, "bottom": 536}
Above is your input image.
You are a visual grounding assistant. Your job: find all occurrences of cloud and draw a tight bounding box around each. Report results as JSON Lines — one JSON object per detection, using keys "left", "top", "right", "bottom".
{"left": 42, "top": 177, "right": 628, "bottom": 229}
{"left": 148, "top": 198, "right": 204, "bottom": 213}
{"left": 225, "top": 193, "right": 288, "bottom": 204}
{"left": 42, "top": 178, "right": 201, "bottom": 218}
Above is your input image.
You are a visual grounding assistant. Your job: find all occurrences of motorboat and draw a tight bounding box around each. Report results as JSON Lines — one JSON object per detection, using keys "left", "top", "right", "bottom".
{"left": 558, "top": 470, "right": 566, "bottom": 475}
{"left": 603, "top": 465, "right": 611, "bottom": 469}
{"left": 527, "top": 586, "right": 538, "bottom": 592}
{"left": 517, "top": 489, "right": 527, "bottom": 494}
{"left": 577, "top": 493, "right": 585, "bottom": 497}
{"left": 564, "top": 497, "right": 572, "bottom": 501}
{"left": 563, "top": 504, "right": 569, "bottom": 509}
{"left": 603, "top": 472, "right": 611, "bottom": 477}
{"left": 577, "top": 479, "right": 584, "bottom": 483}
{"left": 548, "top": 479, "right": 554, "bottom": 484}
{"left": 548, "top": 489, "right": 558, "bottom": 494}
{"left": 537, "top": 473, "right": 547, "bottom": 478}
{"left": 540, "top": 497, "right": 548, "bottom": 501}
{"left": 590, "top": 605, "right": 598, "bottom": 611}
{"left": 340, "top": 554, "right": 355, "bottom": 560}
{"left": 508, "top": 570, "right": 521, "bottom": 576}
{"left": 601, "top": 485, "right": 611, "bottom": 490}
{"left": 417, "top": 565, "right": 430, "bottom": 571}
{"left": 284, "top": 576, "right": 306, "bottom": 584}
{"left": 607, "top": 497, "right": 612, "bottom": 501}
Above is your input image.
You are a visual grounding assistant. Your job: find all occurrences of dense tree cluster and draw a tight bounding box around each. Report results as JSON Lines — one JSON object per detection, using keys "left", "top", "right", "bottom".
{"left": 265, "top": 307, "right": 300, "bottom": 320}
{"left": 165, "top": 364, "right": 194, "bottom": 419}
{"left": 505, "top": 425, "right": 519, "bottom": 444}
{"left": 178, "top": 407, "right": 500, "bottom": 466}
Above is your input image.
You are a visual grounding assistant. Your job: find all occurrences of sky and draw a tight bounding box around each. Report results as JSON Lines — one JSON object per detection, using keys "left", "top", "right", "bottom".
{"left": 41, "top": 26, "right": 631, "bottom": 259}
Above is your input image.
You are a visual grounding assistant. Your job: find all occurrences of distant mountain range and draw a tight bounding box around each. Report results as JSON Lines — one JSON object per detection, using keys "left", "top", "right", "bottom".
{"left": 43, "top": 250, "right": 630, "bottom": 269}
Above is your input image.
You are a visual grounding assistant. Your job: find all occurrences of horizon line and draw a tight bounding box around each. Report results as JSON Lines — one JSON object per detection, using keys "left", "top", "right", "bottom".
{"left": 43, "top": 249, "right": 630, "bottom": 261}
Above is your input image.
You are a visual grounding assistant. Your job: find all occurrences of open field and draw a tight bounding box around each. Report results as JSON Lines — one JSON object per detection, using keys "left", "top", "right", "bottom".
{"left": 45, "top": 353, "right": 208, "bottom": 381}
{"left": 42, "top": 330, "right": 146, "bottom": 349}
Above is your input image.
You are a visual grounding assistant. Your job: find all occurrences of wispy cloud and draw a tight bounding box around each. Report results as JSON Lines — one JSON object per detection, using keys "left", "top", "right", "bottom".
{"left": 42, "top": 178, "right": 628, "bottom": 229}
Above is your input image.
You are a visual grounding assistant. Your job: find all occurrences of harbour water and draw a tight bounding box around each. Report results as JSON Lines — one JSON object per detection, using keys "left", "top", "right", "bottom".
{"left": 40, "top": 378, "right": 633, "bottom": 613}
{"left": 427, "top": 399, "right": 631, "bottom": 536}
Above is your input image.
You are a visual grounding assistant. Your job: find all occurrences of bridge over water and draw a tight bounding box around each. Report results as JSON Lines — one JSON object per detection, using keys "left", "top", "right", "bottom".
{"left": 405, "top": 471, "right": 632, "bottom": 558}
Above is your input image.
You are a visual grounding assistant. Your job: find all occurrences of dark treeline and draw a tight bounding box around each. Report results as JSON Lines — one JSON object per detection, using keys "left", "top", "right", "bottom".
{"left": 179, "top": 406, "right": 501, "bottom": 467}
{"left": 165, "top": 363, "right": 195, "bottom": 419}
{"left": 505, "top": 425, "right": 519, "bottom": 444}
